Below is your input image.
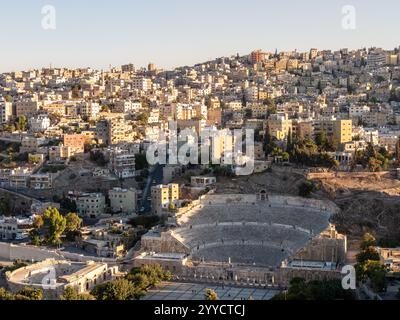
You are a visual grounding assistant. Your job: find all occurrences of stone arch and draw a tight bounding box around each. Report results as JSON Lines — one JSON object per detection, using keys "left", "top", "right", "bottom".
{"left": 257, "top": 190, "right": 268, "bottom": 201}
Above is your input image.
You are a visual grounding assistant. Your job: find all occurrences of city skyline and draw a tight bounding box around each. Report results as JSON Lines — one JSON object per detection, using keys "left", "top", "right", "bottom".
{"left": 1, "top": 0, "right": 400, "bottom": 72}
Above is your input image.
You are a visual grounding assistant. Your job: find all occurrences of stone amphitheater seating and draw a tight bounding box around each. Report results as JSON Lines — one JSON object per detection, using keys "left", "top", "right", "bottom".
{"left": 178, "top": 203, "right": 330, "bottom": 232}
{"left": 173, "top": 200, "right": 332, "bottom": 267}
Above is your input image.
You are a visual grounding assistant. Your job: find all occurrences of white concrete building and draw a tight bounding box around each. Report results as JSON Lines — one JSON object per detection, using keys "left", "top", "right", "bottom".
{"left": 29, "top": 114, "right": 51, "bottom": 132}
{"left": 0, "top": 101, "right": 13, "bottom": 124}
{"left": 0, "top": 216, "right": 33, "bottom": 240}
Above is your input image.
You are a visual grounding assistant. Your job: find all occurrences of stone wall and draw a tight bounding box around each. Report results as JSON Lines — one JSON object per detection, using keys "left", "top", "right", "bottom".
{"left": 141, "top": 231, "right": 191, "bottom": 255}
{"left": 0, "top": 242, "right": 116, "bottom": 263}
{"left": 274, "top": 267, "right": 342, "bottom": 287}
{"left": 0, "top": 242, "right": 61, "bottom": 261}
{"left": 307, "top": 171, "right": 390, "bottom": 180}
{"left": 293, "top": 236, "right": 347, "bottom": 264}
{"left": 179, "top": 263, "right": 275, "bottom": 286}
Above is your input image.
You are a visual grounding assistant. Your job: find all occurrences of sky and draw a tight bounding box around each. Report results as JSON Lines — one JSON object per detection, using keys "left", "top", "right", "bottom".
{"left": 0, "top": 0, "right": 399, "bottom": 72}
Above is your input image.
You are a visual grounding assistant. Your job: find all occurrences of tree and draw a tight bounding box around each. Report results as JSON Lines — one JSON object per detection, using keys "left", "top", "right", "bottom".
{"left": 0, "top": 194, "right": 12, "bottom": 216}
{"left": 290, "top": 138, "right": 338, "bottom": 168}
{"left": 16, "top": 115, "right": 28, "bottom": 132}
{"left": 128, "top": 273, "right": 150, "bottom": 292}
{"left": 205, "top": 289, "right": 219, "bottom": 300}
{"left": 298, "top": 181, "right": 314, "bottom": 197}
{"left": 0, "top": 288, "right": 15, "bottom": 300}
{"left": 396, "top": 138, "right": 400, "bottom": 164}
{"left": 0, "top": 287, "right": 43, "bottom": 300}
{"left": 356, "top": 247, "right": 380, "bottom": 264}
{"left": 91, "top": 279, "right": 138, "bottom": 300}
{"left": 2, "top": 259, "right": 28, "bottom": 273}
{"left": 42, "top": 207, "right": 67, "bottom": 246}
{"left": 272, "top": 278, "right": 354, "bottom": 300}
{"left": 135, "top": 153, "right": 149, "bottom": 171}
{"left": 137, "top": 112, "right": 149, "bottom": 124}
{"left": 65, "top": 212, "right": 82, "bottom": 241}
{"left": 128, "top": 215, "right": 160, "bottom": 229}
{"left": 14, "top": 287, "right": 43, "bottom": 300}
{"left": 263, "top": 123, "right": 275, "bottom": 155}
{"left": 360, "top": 233, "right": 377, "bottom": 251}
{"left": 369, "top": 264, "right": 387, "bottom": 293}
{"left": 127, "top": 264, "right": 172, "bottom": 287}
{"left": 90, "top": 150, "right": 108, "bottom": 166}
{"left": 59, "top": 286, "right": 95, "bottom": 300}
{"left": 168, "top": 203, "right": 176, "bottom": 213}
{"left": 65, "top": 212, "right": 82, "bottom": 232}
{"left": 355, "top": 260, "right": 387, "bottom": 292}
{"left": 355, "top": 233, "right": 388, "bottom": 293}
{"left": 265, "top": 98, "right": 276, "bottom": 115}
{"left": 282, "top": 152, "right": 290, "bottom": 162}
{"left": 286, "top": 129, "right": 293, "bottom": 153}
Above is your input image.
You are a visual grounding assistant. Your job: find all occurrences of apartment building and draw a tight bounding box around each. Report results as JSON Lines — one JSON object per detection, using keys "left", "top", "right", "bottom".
{"left": 79, "top": 101, "right": 100, "bottom": 119}
{"left": 29, "top": 173, "right": 53, "bottom": 190}
{"left": 349, "top": 105, "right": 370, "bottom": 119}
{"left": 109, "top": 187, "right": 137, "bottom": 215}
{"left": 29, "top": 114, "right": 51, "bottom": 132}
{"left": 295, "top": 121, "right": 314, "bottom": 140}
{"left": 108, "top": 148, "right": 136, "bottom": 179}
{"left": 132, "top": 77, "right": 152, "bottom": 91}
{"left": 96, "top": 118, "right": 135, "bottom": 145}
{"left": 313, "top": 119, "right": 353, "bottom": 144}
{"left": 63, "top": 134, "right": 86, "bottom": 155}
{"left": 15, "top": 100, "right": 39, "bottom": 117}
{"left": 250, "top": 50, "right": 267, "bottom": 64}
{"left": 225, "top": 101, "right": 243, "bottom": 111}
{"left": 121, "top": 63, "right": 135, "bottom": 73}
{"left": 248, "top": 103, "right": 268, "bottom": 118}
{"left": 151, "top": 183, "right": 179, "bottom": 216}
{"left": 0, "top": 216, "right": 33, "bottom": 240}
{"left": 114, "top": 100, "right": 141, "bottom": 113}
{"left": 76, "top": 193, "right": 106, "bottom": 218}
{"left": 266, "top": 113, "right": 293, "bottom": 140}
{"left": 0, "top": 101, "right": 13, "bottom": 124}
{"left": 310, "top": 48, "right": 319, "bottom": 60}
{"left": 190, "top": 176, "right": 216, "bottom": 188}
{"left": 20, "top": 136, "right": 47, "bottom": 153}
{"left": 8, "top": 168, "right": 31, "bottom": 188}
{"left": 361, "top": 112, "right": 392, "bottom": 127}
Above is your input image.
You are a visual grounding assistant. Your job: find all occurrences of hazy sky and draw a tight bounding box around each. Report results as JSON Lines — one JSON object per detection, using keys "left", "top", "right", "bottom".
{"left": 0, "top": 0, "right": 399, "bottom": 72}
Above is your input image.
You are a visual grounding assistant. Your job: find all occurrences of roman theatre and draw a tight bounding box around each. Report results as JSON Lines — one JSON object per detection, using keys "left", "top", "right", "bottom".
{"left": 135, "top": 192, "right": 346, "bottom": 287}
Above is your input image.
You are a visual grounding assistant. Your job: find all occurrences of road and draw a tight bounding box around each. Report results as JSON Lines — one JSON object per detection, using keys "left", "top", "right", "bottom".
{"left": 0, "top": 186, "right": 43, "bottom": 202}
{"left": 139, "top": 163, "right": 164, "bottom": 214}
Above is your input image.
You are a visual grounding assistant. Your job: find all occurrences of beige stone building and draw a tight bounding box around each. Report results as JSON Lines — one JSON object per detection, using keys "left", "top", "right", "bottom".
{"left": 314, "top": 119, "right": 353, "bottom": 144}
{"left": 109, "top": 187, "right": 137, "bottom": 215}
{"left": 96, "top": 118, "right": 135, "bottom": 145}
{"left": 16, "top": 100, "right": 39, "bottom": 117}
{"left": 266, "top": 113, "right": 293, "bottom": 140}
